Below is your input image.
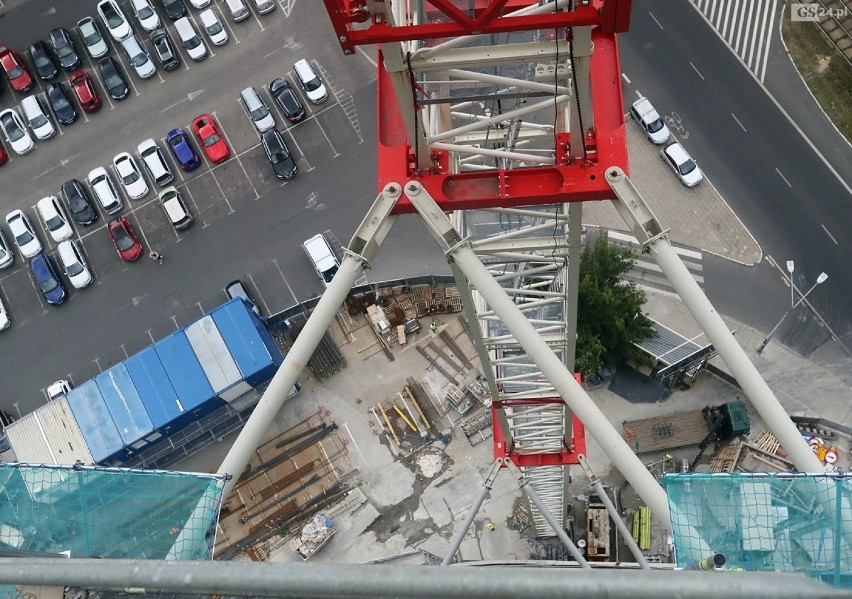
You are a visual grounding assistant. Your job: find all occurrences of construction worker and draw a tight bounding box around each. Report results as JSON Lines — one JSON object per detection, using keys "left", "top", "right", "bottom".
{"left": 485, "top": 519, "right": 495, "bottom": 531}
{"left": 149, "top": 251, "right": 164, "bottom": 264}
{"left": 430, "top": 320, "right": 437, "bottom": 332}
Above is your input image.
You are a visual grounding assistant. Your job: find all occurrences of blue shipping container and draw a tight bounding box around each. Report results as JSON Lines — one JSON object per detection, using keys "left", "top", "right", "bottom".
{"left": 154, "top": 330, "right": 223, "bottom": 418}
{"left": 66, "top": 380, "right": 124, "bottom": 464}
{"left": 212, "top": 299, "right": 284, "bottom": 388}
{"left": 95, "top": 364, "right": 154, "bottom": 450}
{"left": 125, "top": 347, "right": 182, "bottom": 432}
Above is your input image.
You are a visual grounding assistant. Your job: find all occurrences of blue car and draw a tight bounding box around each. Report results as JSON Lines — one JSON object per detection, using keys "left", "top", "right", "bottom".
{"left": 30, "top": 253, "right": 67, "bottom": 305}
{"left": 166, "top": 128, "right": 201, "bottom": 172}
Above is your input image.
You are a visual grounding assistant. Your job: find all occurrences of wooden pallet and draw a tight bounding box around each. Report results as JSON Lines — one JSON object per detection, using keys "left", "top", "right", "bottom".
{"left": 753, "top": 429, "right": 781, "bottom": 455}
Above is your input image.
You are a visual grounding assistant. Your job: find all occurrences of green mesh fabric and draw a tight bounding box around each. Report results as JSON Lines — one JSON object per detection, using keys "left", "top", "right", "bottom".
{"left": 662, "top": 473, "right": 852, "bottom": 588}
{"left": 0, "top": 463, "right": 225, "bottom": 561}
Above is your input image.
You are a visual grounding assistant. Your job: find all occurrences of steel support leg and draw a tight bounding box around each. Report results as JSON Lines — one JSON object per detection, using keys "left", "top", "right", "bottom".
{"left": 441, "top": 460, "right": 502, "bottom": 565}
{"left": 167, "top": 185, "right": 401, "bottom": 559}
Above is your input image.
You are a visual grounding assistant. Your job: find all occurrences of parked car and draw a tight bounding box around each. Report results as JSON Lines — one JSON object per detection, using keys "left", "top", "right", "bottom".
{"left": 261, "top": 129, "right": 297, "bottom": 180}
{"left": 61, "top": 178, "right": 99, "bottom": 225}
{"left": 87, "top": 167, "right": 124, "bottom": 214}
{"left": 30, "top": 253, "right": 67, "bottom": 305}
{"left": 46, "top": 82, "right": 79, "bottom": 125}
{"left": 149, "top": 28, "right": 180, "bottom": 71}
{"left": 113, "top": 151, "right": 149, "bottom": 199}
{"left": 137, "top": 138, "right": 174, "bottom": 186}
{"left": 189, "top": 0, "right": 211, "bottom": 7}
{"left": 252, "top": 0, "right": 275, "bottom": 15}
{"left": 0, "top": 108, "right": 35, "bottom": 155}
{"left": 199, "top": 9, "right": 228, "bottom": 46}
{"left": 158, "top": 186, "right": 193, "bottom": 230}
{"left": 20, "top": 95, "right": 56, "bottom": 140}
{"left": 50, "top": 28, "right": 81, "bottom": 71}
{"left": 0, "top": 44, "right": 34, "bottom": 93}
{"left": 174, "top": 17, "right": 207, "bottom": 61}
{"left": 35, "top": 195, "right": 74, "bottom": 242}
{"left": 121, "top": 34, "right": 157, "bottom": 79}
{"left": 166, "top": 128, "right": 201, "bottom": 171}
{"left": 270, "top": 77, "right": 305, "bottom": 123}
{"left": 225, "top": 279, "right": 260, "bottom": 315}
{"left": 222, "top": 0, "right": 250, "bottom": 22}
{"left": 47, "top": 379, "right": 73, "bottom": 400}
{"left": 0, "top": 294, "right": 9, "bottom": 330}
{"left": 131, "top": 0, "right": 161, "bottom": 31}
{"left": 57, "top": 239, "right": 93, "bottom": 289}
{"left": 97, "top": 56, "right": 129, "bottom": 100}
{"left": 77, "top": 16, "right": 110, "bottom": 59}
{"left": 107, "top": 216, "right": 143, "bottom": 261}
{"left": 0, "top": 141, "right": 8, "bottom": 166}
{"left": 303, "top": 234, "right": 339, "bottom": 287}
{"left": 629, "top": 97, "right": 670, "bottom": 145}
{"left": 69, "top": 69, "right": 102, "bottom": 112}
{"left": 660, "top": 142, "right": 703, "bottom": 187}
{"left": 160, "top": 0, "right": 187, "bottom": 21}
{"left": 240, "top": 86, "right": 275, "bottom": 132}
{"left": 97, "top": 0, "right": 133, "bottom": 41}
{"left": 28, "top": 40, "right": 59, "bottom": 80}
{"left": 5, "top": 209, "right": 42, "bottom": 259}
{"left": 191, "top": 113, "right": 229, "bottom": 163}
{"left": 0, "top": 228, "right": 14, "bottom": 269}
{"left": 293, "top": 59, "right": 328, "bottom": 104}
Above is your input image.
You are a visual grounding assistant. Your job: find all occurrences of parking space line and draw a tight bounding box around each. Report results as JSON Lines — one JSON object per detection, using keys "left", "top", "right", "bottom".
{"left": 215, "top": 4, "right": 240, "bottom": 44}
{"left": 178, "top": 182, "right": 207, "bottom": 229}
{"left": 313, "top": 116, "right": 339, "bottom": 157}
{"left": 245, "top": 273, "right": 270, "bottom": 314}
{"left": 113, "top": 50, "right": 142, "bottom": 96}
{"left": 249, "top": 6, "right": 266, "bottom": 31}
{"left": 272, "top": 258, "right": 300, "bottom": 305}
{"left": 204, "top": 161, "right": 235, "bottom": 214}
{"left": 281, "top": 127, "right": 312, "bottom": 171}
{"left": 214, "top": 109, "right": 259, "bottom": 199}
{"left": 187, "top": 12, "right": 213, "bottom": 59}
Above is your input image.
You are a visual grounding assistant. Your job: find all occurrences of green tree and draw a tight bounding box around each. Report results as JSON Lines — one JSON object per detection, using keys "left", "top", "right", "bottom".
{"left": 575, "top": 235, "right": 653, "bottom": 377}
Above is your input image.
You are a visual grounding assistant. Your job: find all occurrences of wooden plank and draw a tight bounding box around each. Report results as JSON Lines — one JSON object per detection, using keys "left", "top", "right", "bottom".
{"left": 622, "top": 410, "right": 708, "bottom": 454}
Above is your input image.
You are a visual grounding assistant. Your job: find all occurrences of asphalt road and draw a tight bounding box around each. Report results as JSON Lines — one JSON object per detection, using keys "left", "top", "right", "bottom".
{"left": 0, "top": 0, "right": 449, "bottom": 416}
{"left": 619, "top": 0, "right": 852, "bottom": 357}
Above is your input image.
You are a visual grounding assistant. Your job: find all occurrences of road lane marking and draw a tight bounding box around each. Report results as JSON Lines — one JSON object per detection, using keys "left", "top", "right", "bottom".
{"left": 689, "top": 61, "right": 704, "bottom": 80}
{"left": 272, "top": 258, "right": 300, "bottom": 304}
{"left": 622, "top": 73, "right": 631, "bottom": 84}
{"left": 775, "top": 167, "right": 791, "bottom": 188}
{"left": 648, "top": 11, "right": 664, "bottom": 30}
{"left": 731, "top": 113, "right": 746, "bottom": 132}
{"left": 821, "top": 224, "right": 838, "bottom": 245}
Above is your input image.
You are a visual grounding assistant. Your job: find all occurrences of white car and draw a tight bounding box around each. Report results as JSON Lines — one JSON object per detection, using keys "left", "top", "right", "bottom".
{"left": 113, "top": 152, "right": 149, "bottom": 199}
{"left": 57, "top": 240, "right": 93, "bottom": 289}
{"left": 97, "top": 0, "right": 133, "bottom": 41}
{"left": 293, "top": 59, "right": 328, "bottom": 105}
{"left": 0, "top": 228, "right": 14, "bottom": 269}
{"left": 660, "top": 142, "right": 703, "bottom": 188}
{"left": 5, "top": 210, "right": 42, "bottom": 259}
{"left": 199, "top": 9, "right": 228, "bottom": 46}
{"left": 0, "top": 108, "right": 35, "bottom": 155}
{"left": 87, "top": 167, "right": 124, "bottom": 214}
{"left": 36, "top": 196, "right": 74, "bottom": 243}
{"left": 0, "top": 294, "right": 9, "bottom": 331}
{"left": 629, "top": 97, "right": 670, "bottom": 145}
{"left": 189, "top": 0, "right": 211, "bottom": 7}
{"left": 77, "top": 16, "right": 110, "bottom": 59}
{"left": 136, "top": 138, "right": 174, "bottom": 186}
{"left": 21, "top": 96, "right": 56, "bottom": 141}
{"left": 174, "top": 17, "right": 207, "bottom": 62}
{"left": 130, "top": 0, "right": 161, "bottom": 31}
{"left": 120, "top": 34, "right": 156, "bottom": 79}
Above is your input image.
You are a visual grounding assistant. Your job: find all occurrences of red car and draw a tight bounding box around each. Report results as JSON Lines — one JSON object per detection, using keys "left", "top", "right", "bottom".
{"left": 0, "top": 140, "right": 8, "bottom": 166}
{"left": 191, "top": 114, "right": 230, "bottom": 164}
{"left": 107, "top": 216, "right": 143, "bottom": 262}
{"left": 0, "top": 44, "right": 34, "bottom": 93}
{"left": 69, "top": 69, "right": 101, "bottom": 112}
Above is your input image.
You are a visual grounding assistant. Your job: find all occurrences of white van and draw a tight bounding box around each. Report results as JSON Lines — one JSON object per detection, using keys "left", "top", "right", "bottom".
{"left": 174, "top": 17, "right": 207, "bottom": 61}
{"left": 223, "top": 0, "right": 250, "bottom": 22}
{"left": 137, "top": 138, "right": 174, "bottom": 186}
{"left": 293, "top": 59, "right": 328, "bottom": 104}
{"left": 21, "top": 95, "right": 56, "bottom": 140}
{"left": 303, "top": 234, "right": 340, "bottom": 287}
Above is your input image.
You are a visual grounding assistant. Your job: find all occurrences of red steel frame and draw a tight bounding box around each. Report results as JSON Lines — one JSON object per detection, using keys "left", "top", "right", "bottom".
{"left": 322, "top": 1, "right": 628, "bottom": 468}
{"left": 323, "top": 0, "right": 632, "bottom": 214}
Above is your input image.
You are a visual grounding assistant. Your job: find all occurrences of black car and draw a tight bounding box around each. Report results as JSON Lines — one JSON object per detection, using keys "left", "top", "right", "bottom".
{"left": 46, "top": 82, "right": 78, "bottom": 125}
{"left": 150, "top": 29, "right": 180, "bottom": 71}
{"left": 225, "top": 280, "right": 260, "bottom": 316}
{"left": 61, "top": 179, "right": 99, "bottom": 226}
{"left": 28, "top": 40, "right": 59, "bottom": 80}
{"left": 160, "top": 0, "right": 186, "bottom": 20}
{"left": 261, "top": 129, "right": 297, "bottom": 180}
{"left": 269, "top": 77, "right": 305, "bottom": 123}
{"left": 97, "top": 56, "right": 128, "bottom": 100}
{"left": 49, "top": 28, "right": 81, "bottom": 71}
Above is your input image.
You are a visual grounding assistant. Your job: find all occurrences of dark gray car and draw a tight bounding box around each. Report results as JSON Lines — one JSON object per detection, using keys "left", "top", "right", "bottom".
{"left": 50, "top": 28, "right": 81, "bottom": 71}
{"left": 150, "top": 28, "right": 180, "bottom": 71}
{"left": 261, "top": 129, "right": 297, "bottom": 180}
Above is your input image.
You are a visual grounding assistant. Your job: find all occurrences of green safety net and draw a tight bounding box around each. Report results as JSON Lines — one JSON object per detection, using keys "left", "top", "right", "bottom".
{"left": 662, "top": 472, "right": 852, "bottom": 589}
{"left": 0, "top": 463, "right": 225, "bottom": 561}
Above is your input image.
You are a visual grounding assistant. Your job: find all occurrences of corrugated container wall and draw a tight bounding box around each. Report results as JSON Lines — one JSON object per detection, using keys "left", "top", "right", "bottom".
{"left": 154, "top": 330, "right": 223, "bottom": 420}
{"left": 3, "top": 396, "right": 93, "bottom": 465}
{"left": 124, "top": 347, "right": 184, "bottom": 433}
{"left": 66, "top": 381, "right": 124, "bottom": 464}
{"left": 95, "top": 364, "right": 155, "bottom": 451}
{"left": 184, "top": 315, "right": 248, "bottom": 402}
{"left": 212, "top": 299, "right": 283, "bottom": 387}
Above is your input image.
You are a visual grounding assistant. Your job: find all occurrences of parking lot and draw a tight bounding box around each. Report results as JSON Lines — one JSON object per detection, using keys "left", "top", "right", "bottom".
{"left": 0, "top": 0, "right": 452, "bottom": 417}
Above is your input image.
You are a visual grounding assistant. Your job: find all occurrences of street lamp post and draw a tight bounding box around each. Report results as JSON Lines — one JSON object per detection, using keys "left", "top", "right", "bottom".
{"left": 757, "top": 270, "right": 828, "bottom": 353}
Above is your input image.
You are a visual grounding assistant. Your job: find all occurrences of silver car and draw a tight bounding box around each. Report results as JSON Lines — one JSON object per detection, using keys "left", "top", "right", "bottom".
{"left": 120, "top": 34, "right": 156, "bottom": 79}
